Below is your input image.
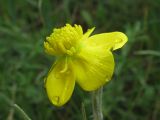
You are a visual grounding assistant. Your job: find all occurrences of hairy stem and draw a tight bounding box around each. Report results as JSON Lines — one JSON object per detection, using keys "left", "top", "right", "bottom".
{"left": 92, "top": 87, "right": 103, "bottom": 120}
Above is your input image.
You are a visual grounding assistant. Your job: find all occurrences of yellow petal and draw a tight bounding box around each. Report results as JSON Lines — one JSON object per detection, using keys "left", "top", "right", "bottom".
{"left": 45, "top": 58, "right": 75, "bottom": 106}
{"left": 85, "top": 32, "right": 128, "bottom": 50}
{"left": 72, "top": 46, "right": 114, "bottom": 91}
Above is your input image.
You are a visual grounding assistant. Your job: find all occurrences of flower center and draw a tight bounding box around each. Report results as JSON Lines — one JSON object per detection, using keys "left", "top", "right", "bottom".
{"left": 44, "top": 24, "right": 83, "bottom": 56}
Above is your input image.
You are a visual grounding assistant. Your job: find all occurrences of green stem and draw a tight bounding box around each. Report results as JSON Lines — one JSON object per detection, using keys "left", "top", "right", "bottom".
{"left": 14, "top": 104, "right": 32, "bottom": 120}
{"left": 92, "top": 87, "right": 103, "bottom": 120}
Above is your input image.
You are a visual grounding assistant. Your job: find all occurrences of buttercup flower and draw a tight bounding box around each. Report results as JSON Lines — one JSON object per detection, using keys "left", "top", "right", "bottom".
{"left": 44, "top": 24, "right": 127, "bottom": 106}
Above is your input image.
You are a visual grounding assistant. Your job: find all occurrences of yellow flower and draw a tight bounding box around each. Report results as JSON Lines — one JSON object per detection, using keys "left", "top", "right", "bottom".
{"left": 44, "top": 24, "right": 127, "bottom": 106}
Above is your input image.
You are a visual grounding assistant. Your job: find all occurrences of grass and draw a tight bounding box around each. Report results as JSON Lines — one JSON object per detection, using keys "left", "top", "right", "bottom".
{"left": 0, "top": 0, "right": 160, "bottom": 120}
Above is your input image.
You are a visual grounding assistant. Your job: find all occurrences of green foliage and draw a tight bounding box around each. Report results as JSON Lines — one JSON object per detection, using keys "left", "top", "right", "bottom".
{"left": 0, "top": 0, "right": 160, "bottom": 120}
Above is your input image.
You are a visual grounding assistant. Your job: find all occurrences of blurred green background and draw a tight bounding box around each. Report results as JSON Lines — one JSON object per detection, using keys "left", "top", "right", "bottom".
{"left": 0, "top": 0, "right": 160, "bottom": 120}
